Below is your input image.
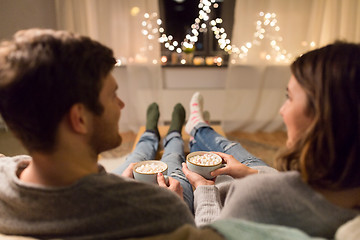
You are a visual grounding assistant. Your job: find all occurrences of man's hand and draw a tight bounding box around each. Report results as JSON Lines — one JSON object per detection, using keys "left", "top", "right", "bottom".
{"left": 182, "top": 162, "right": 215, "bottom": 189}
{"left": 211, "top": 152, "right": 258, "bottom": 178}
{"left": 121, "top": 163, "right": 136, "bottom": 179}
{"left": 157, "top": 173, "right": 183, "bottom": 199}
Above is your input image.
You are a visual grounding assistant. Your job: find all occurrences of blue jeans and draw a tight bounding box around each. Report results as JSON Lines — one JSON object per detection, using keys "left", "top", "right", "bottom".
{"left": 113, "top": 131, "right": 194, "bottom": 212}
{"left": 190, "top": 124, "right": 268, "bottom": 167}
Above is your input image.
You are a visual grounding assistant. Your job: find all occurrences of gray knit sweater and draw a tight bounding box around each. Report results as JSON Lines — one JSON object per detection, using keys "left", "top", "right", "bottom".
{"left": 194, "top": 171, "right": 359, "bottom": 238}
{"left": 0, "top": 156, "right": 195, "bottom": 239}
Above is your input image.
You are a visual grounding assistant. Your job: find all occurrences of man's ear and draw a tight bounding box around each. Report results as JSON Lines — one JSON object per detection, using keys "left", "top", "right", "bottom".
{"left": 67, "top": 104, "right": 90, "bottom": 134}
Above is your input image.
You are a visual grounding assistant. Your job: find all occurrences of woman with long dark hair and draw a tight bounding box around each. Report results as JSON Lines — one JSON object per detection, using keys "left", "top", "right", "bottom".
{"left": 183, "top": 42, "right": 360, "bottom": 238}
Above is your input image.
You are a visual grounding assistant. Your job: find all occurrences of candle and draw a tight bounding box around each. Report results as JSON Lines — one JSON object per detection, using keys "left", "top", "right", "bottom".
{"left": 205, "top": 56, "right": 214, "bottom": 65}
{"left": 193, "top": 56, "right": 204, "bottom": 65}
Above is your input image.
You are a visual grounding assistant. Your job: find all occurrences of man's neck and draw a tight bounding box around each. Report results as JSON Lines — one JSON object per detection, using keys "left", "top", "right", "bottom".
{"left": 19, "top": 150, "right": 99, "bottom": 187}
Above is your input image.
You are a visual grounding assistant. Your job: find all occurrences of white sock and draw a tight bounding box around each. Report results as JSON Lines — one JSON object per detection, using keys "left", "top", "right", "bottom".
{"left": 185, "top": 92, "right": 207, "bottom": 134}
{"left": 189, "top": 110, "right": 210, "bottom": 141}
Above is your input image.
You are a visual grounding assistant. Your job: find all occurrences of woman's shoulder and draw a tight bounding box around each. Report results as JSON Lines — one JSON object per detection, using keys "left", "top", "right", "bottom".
{"left": 0, "top": 155, "right": 31, "bottom": 181}
{"left": 230, "top": 171, "right": 304, "bottom": 194}
{"left": 235, "top": 170, "right": 301, "bottom": 184}
{"left": 0, "top": 155, "right": 31, "bottom": 165}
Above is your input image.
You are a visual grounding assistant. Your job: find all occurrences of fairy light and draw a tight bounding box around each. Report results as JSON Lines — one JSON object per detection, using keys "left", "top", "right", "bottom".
{"left": 161, "top": 56, "right": 168, "bottom": 64}
{"left": 141, "top": 0, "right": 218, "bottom": 53}
{"left": 229, "top": 11, "right": 292, "bottom": 63}
{"left": 140, "top": 2, "right": 293, "bottom": 64}
{"left": 115, "top": 59, "right": 123, "bottom": 66}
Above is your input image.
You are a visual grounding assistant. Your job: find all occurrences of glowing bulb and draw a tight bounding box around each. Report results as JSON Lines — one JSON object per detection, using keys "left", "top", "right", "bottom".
{"left": 115, "top": 59, "right": 122, "bottom": 66}
{"left": 130, "top": 7, "right": 140, "bottom": 16}
{"left": 241, "top": 46, "right": 248, "bottom": 53}
{"left": 161, "top": 56, "right": 167, "bottom": 63}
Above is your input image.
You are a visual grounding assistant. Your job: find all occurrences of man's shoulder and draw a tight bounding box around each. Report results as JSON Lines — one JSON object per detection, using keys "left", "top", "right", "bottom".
{"left": 81, "top": 172, "right": 183, "bottom": 200}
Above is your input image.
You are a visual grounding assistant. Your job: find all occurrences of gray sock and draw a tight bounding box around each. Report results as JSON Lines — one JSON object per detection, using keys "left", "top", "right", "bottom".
{"left": 145, "top": 102, "right": 160, "bottom": 139}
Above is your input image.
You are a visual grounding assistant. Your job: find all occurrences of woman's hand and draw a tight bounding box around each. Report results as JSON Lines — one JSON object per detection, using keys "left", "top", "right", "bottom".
{"left": 157, "top": 173, "right": 183, "bottom": 199}
{"left": 211, "top": 152, "right": 258, "bottom": 179}
{"left": 182, "top": 162, "right": 215, "bottom": 189}
{"left": 121, "top": 163, "right": 136, "bottom": 179}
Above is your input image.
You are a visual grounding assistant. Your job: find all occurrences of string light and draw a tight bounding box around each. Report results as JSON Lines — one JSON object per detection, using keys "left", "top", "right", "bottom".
{"left": 141, "top": 0, "right": 216, "bottom": 53}
{"left": 226, "top": 12, "right": 292, "bottom": 63}
{"left": 140, "top": 1, "right": 293, "bottom": 64}
{"left": 115, "top": 59, "right": 122, "bottom": 67}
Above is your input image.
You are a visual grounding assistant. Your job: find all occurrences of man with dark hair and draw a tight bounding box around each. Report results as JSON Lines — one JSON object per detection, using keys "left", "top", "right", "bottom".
{"left": 0, "top": 29, "right": 194, "bottom": 239}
